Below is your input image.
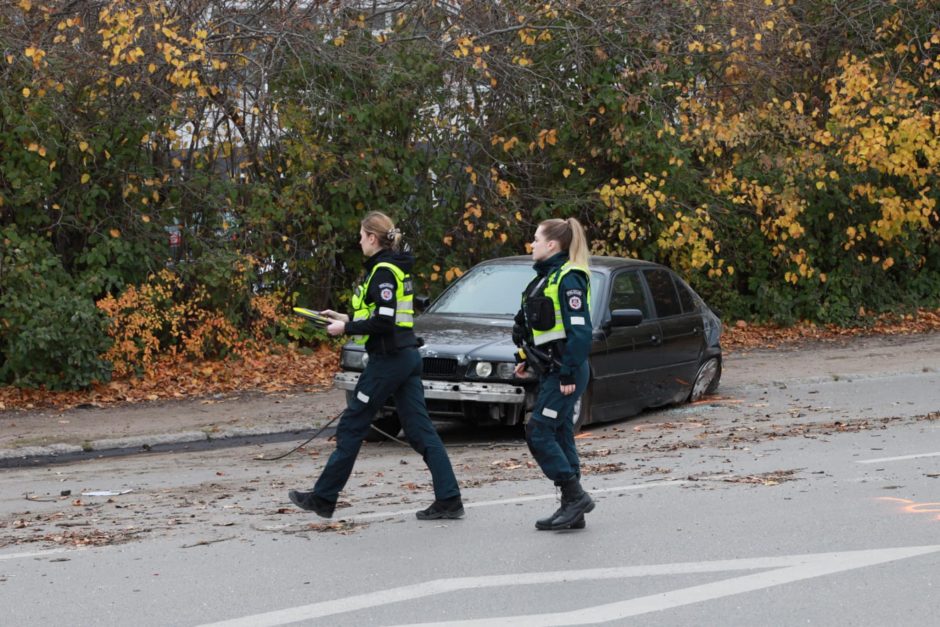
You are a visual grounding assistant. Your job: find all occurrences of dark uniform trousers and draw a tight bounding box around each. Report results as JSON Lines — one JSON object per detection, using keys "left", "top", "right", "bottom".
{"left": 313, "top": 348, "right": 460, "bottom": 503}
{"left": 525, "top": 361, "right": 590, "bottom": 483}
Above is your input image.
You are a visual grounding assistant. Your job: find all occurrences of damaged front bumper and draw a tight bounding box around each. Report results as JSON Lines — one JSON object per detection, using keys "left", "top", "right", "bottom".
{"left": 333, "top": 371, "right": 527, "bottom": 405}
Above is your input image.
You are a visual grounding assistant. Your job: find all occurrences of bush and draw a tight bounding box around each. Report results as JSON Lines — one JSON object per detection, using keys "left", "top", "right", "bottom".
{"left": 0, "top": 228, "right": 112, "bottom": 389}
{"left": 96, "top": 266, "right": 303, "bottom": 378}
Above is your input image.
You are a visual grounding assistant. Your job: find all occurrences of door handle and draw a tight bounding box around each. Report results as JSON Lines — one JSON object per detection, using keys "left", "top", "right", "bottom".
{"left": 650, "top": 334, "right": 662, "bottom": 346}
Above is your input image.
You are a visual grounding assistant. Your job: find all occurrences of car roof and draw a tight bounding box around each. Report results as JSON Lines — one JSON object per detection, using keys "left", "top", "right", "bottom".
{"left": 473, "top": 255, "right": 663, "bottom": 274}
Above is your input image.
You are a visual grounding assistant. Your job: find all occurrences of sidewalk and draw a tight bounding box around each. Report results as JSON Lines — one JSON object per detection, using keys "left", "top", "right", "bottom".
{"left": 0, "top": 387, "right": 347, "bottom": 465}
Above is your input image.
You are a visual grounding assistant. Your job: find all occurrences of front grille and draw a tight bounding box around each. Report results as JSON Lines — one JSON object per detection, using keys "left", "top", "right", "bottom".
{"left": 422, "top": 357, "right": 458, "bottom": 377}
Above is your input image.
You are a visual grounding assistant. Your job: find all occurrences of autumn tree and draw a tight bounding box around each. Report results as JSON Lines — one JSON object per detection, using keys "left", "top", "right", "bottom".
{"left": 1, "top": 0, "right": 938, "bottom": 389}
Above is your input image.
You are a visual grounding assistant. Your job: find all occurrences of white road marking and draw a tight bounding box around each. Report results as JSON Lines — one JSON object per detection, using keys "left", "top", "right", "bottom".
{"left": 350, "top": 479, "right": 688, "bottom": 522}
{"left": 857, "top": 451, "right": 940, "bottom": 464}
{"left": 0, "top": 548, "right": 71, "bottom": 562}
{"left": 198, "top": 545, "right": 940, "bottom": 627}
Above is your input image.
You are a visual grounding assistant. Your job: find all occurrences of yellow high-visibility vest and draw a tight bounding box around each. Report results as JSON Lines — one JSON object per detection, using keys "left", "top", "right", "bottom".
{"left": 350, "top": 261, "right": 415, "bottom": 345}
{"left": 530, "top": 262, "right": 590, "bottom": 347}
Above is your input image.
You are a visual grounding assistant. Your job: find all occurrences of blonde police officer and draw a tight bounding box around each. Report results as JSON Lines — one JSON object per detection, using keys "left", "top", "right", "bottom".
{"left": 513, "top": 217, "right": 594, "bottom": 530}
{"left": 289, "top": 211, "right": 463, "bottom": 520}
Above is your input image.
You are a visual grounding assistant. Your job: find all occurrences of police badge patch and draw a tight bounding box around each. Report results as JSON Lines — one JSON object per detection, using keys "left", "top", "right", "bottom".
{"left": 566, "top": 288, "right": 584, "bottom": 311}
{"left": 378, "top": 282, "right": 395, "bottom": 302}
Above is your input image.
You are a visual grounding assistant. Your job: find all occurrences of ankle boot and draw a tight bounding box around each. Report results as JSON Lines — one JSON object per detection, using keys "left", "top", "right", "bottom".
{"left": 536, "top": 509, "right": 585, "bottom": 530}
{"left": 535, "top": 503, "right": 564, "bottom": 530}
{"left": 416, "top": 495, "right": 465, "bottom": 520}
{"left": 550, "top": 478, "right": 594, "bottom": 530}
{"left": 288, "top": 489, "right": 335, "bottom": 518}
{"left": 535, "top": 483, "right": 566, "bottom": 530}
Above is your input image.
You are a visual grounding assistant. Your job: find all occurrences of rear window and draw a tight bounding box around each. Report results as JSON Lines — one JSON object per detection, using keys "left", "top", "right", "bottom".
{"left": 675, "top": 279, "right": 697, "bottom": 313}
{"left": 643, "top": 269, "right": 682, "bottom": 318}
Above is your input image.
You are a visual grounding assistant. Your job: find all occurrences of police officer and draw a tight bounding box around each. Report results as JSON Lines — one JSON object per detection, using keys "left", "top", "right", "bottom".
{"left": 288, "top": 211, "right": 464, "bottom": 520}
{"left": 513, "top": 217, "right": 593, "bottom": 530}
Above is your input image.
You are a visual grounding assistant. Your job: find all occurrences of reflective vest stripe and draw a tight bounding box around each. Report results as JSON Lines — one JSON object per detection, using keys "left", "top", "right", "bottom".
{"left": 532, "top": 329, "right": 567, "bottom": 345}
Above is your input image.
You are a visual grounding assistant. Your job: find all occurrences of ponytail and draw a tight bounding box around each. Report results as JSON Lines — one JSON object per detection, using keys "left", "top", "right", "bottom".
{"left": 565, "top": 217, "right": 589, "bottom": 269}
{"left": 538, "top": 217, "right": 589, "bottom": 269}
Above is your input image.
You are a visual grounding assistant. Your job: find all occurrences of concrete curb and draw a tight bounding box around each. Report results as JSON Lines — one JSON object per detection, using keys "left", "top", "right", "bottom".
{"left": 0, "top": 420, "right": 323, "bottom": 464}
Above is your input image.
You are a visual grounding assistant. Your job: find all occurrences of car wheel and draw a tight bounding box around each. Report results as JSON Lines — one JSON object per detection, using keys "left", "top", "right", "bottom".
{"left": 689, "top": 357, "right": 721, "bottom": 402}
{"left": 572, "top": 386, "right": 592, "bottom": 432}
{"left": 364, "top": 415, "right": 402, "bottom": 442}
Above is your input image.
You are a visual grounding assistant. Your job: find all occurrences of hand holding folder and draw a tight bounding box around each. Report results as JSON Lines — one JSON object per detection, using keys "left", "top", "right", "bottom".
{"left": 292, "top": 307, "right": 332, "bottom": 327}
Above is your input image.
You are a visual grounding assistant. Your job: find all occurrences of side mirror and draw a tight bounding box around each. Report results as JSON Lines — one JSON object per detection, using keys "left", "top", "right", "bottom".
{"left": 415, "top": 295, "right": 431, "bottom": 312}
{"left": 610, "top": 308, "right": 643, "bottom": 327}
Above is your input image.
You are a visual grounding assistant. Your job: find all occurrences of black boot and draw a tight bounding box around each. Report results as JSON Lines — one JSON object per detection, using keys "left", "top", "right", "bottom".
{"left": 535, "top": 483, "right": 566, "bottom": 530}
{"left": 536, "top": 480, "right": 588, "bottom": 530}
{"left": 416, "top": 496, "right": 465, "bottom": 520}
{"left": 536, "top": 508, "right": 586, "bottom": 530}
{"left": 535, "top": 503, "right": 564, "bottom": 530}
{"left": 550, "top": 479, "right": 594, "bottom": 530}
{"left": 288, "top": 489, "right": 335, "bottom": 518}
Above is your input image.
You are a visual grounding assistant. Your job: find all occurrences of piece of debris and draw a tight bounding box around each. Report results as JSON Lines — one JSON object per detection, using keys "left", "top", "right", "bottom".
{"left": 181, "top": 536, "right": 236, "bottom": 549}
{"left": 80, "top": 490, "right": 134, "bottom": 497}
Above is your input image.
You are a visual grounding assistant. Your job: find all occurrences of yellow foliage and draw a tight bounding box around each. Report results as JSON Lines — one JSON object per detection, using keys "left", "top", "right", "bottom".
{"left": 496, "top": 179, "right": 514, "bottom": 198}
{"left": 664, "top": 3, "right": 938, "bottom": 289}
{"left": 599, "top": 170, "right": 721, "bottom": 274}
{"left": 535, "top": 128, "right": 557, "bottom": 150}
{"left": 823, "top": 54, "right": 939, "bottom": 242}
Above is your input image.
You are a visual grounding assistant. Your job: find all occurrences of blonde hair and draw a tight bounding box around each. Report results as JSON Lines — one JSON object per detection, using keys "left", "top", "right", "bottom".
{"left": 539, "top": 217, "right": 589, "bottom": 269}
{"left": 361, "top": 211, "right": 402, "bottom": 251}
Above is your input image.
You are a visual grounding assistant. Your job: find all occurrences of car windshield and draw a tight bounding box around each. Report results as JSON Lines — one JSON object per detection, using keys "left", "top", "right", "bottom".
{"left": 428, "top": 262, "right": 605, "bottom": 317}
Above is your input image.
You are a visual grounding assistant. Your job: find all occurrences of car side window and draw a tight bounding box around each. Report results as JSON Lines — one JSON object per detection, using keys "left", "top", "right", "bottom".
{"left": 609, "top": 271, "right": 649, "bottom": 318}
{"left": 675, "top": 278, "right": 697, "bottom": 313}
{"left": 643, "top": 269, "right": 682, "bottom": 318}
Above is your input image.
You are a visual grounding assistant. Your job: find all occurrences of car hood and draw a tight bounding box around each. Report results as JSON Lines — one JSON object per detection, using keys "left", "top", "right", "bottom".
{"left": 415, "top": 313, "right": 517, "bottom": 362}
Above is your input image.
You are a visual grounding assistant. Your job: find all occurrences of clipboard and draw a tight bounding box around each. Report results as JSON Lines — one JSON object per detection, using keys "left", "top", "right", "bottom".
{"left": 292, "top": 307, "right": 332, "bottom": 326}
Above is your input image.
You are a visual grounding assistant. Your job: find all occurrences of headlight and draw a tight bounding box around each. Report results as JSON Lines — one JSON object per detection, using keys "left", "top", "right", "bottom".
{"left": 474, "top": 361, "right": 493, "bottom": 377}
{"left": 341, "top": 349, "right": 369, "bottom": 370}
{"left": 496, "top": 362, "right": 516, "bottom": 379}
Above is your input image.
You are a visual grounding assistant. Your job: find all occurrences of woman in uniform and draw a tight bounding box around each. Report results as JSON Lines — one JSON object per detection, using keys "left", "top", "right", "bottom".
{"left": 513, "top": 217, "right": 593, "bottom": 530}
{"left": 288, "top": 211, "right": 464, "bottom": 521}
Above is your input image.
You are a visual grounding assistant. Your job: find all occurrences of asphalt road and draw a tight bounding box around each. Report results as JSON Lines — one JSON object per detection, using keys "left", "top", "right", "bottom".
{"left": 1, "top": 334, "right": 938, "bottom": 626}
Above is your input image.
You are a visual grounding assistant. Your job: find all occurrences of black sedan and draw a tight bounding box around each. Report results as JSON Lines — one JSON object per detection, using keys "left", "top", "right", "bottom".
{"left": 334, "top": 255, "right": 722, "bottom": 436}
